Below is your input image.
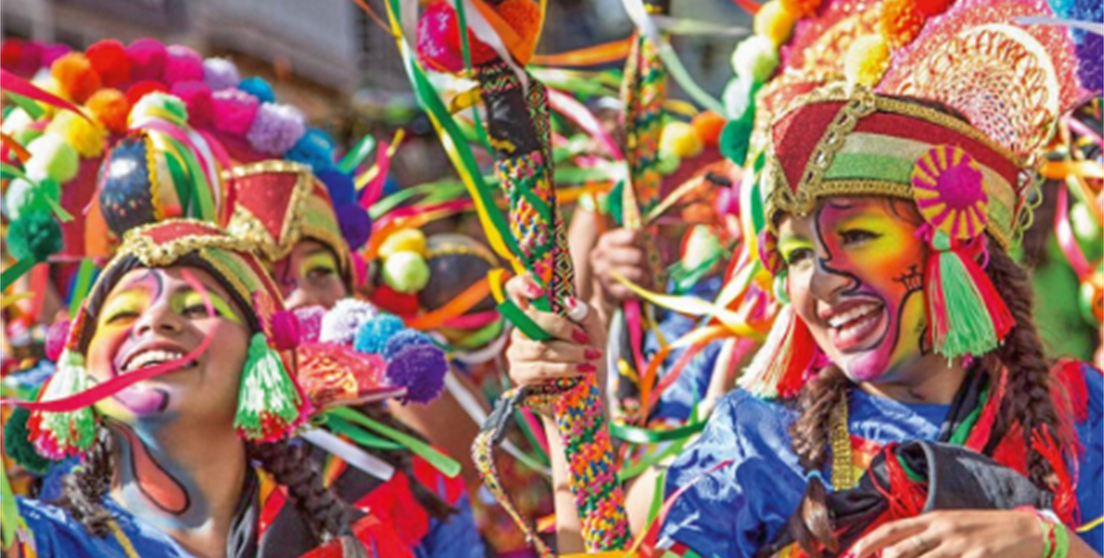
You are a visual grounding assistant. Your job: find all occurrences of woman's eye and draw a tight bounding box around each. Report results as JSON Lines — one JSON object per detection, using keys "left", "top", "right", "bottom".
{"left": 784, "top": 248, "right": 813, "bottom": 266}
{"left": 305, "top": 266, "right": 336, "bottom": 282}
{"left": 839, "top": 229, "right": 880, "bottom": 246}
{"left": 105, "top": 310, "right": 139, "bottom": 324}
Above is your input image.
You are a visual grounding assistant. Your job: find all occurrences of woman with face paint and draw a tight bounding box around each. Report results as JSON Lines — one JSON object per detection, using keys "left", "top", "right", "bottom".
{"left": 5, "top": 220, "right": 394, "bottom": 557}
{"left": 496, "top": 60, "right": 1104, "bottom": 558}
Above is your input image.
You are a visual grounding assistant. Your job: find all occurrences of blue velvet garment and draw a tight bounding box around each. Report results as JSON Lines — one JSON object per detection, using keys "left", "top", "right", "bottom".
{"left": 658, "top": 365, "right": 1104, "bottom": 558}
{"left": 415, "top": 495, "right": 485, "bottom": 558}
{"left": 645, "top": 275, "right": 725, "bottom": 423}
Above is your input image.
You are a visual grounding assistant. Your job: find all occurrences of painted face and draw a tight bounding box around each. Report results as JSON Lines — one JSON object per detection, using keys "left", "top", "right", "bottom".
{"left": 778, "top": 197, "right": 929, "bottom": 383}
{"left": 271, "top": 239, "right": 348, "bottom": 310}
{"left": 86, "top": 266, "right": 250, "bottom": 425}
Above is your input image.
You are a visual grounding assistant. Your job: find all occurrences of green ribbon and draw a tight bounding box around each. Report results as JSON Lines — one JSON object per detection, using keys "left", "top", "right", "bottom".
{"left": 323, "top": 414, "right": 406, "bottom": 450}
{"left": 327, "top": 407, "right": 461, "bottom": 478}
{"left": 6, "top": 92, "right": 45, "bottom": 120}
{"left": 1, "top": 459, "right": 16, "bottom": 549}
{"left": 0, "top": 259, "right": 36, "bottom": 291}
{"left": 340, "top": 135, "right": 377, "bottom": 175}
{"left": 69, "top": 258, "right": 97, "bottom": 318}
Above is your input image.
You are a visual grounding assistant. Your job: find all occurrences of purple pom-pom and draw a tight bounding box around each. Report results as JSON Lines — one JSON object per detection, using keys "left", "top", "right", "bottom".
{"left": 319, "top": 298, "right": 379, "bottom": 345}
{"left": 211, "top": 89, "right": 259, "bottom": 135}
{"left": 164, "top": 45, "right": 204, "bottom": 85}
{"left": 317, "top": 169, "right": 355, "bottom": 205}
{"left": 170, "top": 81, "right": 214, "bottom": 126}
{"left": 126, "top": 38, "right": 167, "bottom": 81}
{"left": 294, "top": 305, "right": 327, "bottom": 343}
{"left": 286, "top": 128, "right": 336, "bottom": 173}
{"left": 45, "top": 320, "right": 71, "bottom": 361}
{"left": 270, "top": 310, "right": 301, "bottom": 350}
{"left": 203, "top": 57, "right": 240, "bottom": 90}
{"left": 353, "top": 313, "right": 406, "bottom": 354}
{"left": 1077, "top": 35, "right": 1103, "bottom": 94}
{"left": 238, "top": 76, "right": 276, "bottom": 104}
{"left": 386, "top": 344, "right": 448, "bottom": 404}
{"left": 336, "top": 203, "right": 372, "bottom": 250}
{"left": 246, "top": 103, "right": 306, "bottom": 155}
{"left": 382, "top": 329, "right": 435, "bottom": 361}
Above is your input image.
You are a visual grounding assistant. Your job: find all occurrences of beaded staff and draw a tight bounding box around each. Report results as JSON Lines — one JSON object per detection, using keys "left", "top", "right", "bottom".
{"left": 470, "top": 59, "right": 630, "bottom": 555}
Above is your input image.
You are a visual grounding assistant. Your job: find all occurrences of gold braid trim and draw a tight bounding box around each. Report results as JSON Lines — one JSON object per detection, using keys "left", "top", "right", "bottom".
{"left": 829, "top": 394, "right": 855, "bottom": 491}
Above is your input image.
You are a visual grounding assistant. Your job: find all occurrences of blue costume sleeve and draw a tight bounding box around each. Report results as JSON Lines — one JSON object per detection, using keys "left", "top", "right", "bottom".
{"left": 658, "top": 391, "right": 806, "bottom": 558}
{"left": 1073, "top": 364, "right": 1103, "bottom": 553}
{"left": 14, "top": 498, "right": 189, "bottom": 557}
{"left": 416, "top": 494, "right": 486, "bottom": 558}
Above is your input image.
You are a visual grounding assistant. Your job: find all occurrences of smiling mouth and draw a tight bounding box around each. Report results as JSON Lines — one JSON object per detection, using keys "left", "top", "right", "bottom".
{"left": 826, "top": 301, "right": 887, "bottom": 352}
{"left": 119, "top": 349, "right": 197, "bottom": 374}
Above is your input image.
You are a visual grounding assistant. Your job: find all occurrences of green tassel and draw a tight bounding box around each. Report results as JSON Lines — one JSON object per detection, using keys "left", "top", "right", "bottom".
{"left": 30, "top": 351, "right": 96, "bottom": 460}
{"left": 4, "top": 405, "right": 61, "bottom": 474}
{"left": 234, "top": 333, "right": 303, "bottom": 442}
{"left": 929, "top": 233, "right": 999, "bottom": 358}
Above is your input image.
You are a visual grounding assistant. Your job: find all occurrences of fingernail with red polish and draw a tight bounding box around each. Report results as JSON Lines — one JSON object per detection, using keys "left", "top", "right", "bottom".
{"left": 577, "top": 363, "right": 596, "bottom": 373}
{"left": 584, "top": 348, "right": 602, "bottom": 360}
{"left": 572, "top": 329, "right": 590, "bottom": 344}
{"left": 526, "top": 281, "right": 544, "bottom": 297}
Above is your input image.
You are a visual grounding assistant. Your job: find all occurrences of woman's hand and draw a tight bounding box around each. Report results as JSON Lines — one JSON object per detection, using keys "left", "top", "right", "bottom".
{"left": 590, "top": 228, "right": 654, "bottom": 312}
{"left": 504, "top": 273, "right": 607, "bottom": 414}
{"left": 850, "top": 509, "right": 1046, "bottom": 558}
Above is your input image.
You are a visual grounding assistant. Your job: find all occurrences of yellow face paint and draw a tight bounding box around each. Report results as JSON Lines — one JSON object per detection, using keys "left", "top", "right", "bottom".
{"left": 170, "top": 290, "right": 243, "bottom": 325}
{"left": 778, "top": 237, "right": 815, "bottom": 267}
{"left": 298, "top": 251, "right": 339, "bottom": 282}
{"left": 98, "top": 290, "right": 152, "bottom": 330}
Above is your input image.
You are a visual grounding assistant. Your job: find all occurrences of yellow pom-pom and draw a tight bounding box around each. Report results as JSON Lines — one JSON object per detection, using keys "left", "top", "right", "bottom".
{"left": 379, "top": 228, "right": 428, "bottom": 259}
{"left": 754, "top": 1, "right": 799, "bottom": 47}
{"left": 879, "top": 0, "right": 926, "bottom": 49}
{"left": 843, "top": 35, "right": 891, "bottom": 87}
{"left": 660, "top": 121, "right": 704, "bottom": 159}
{"left": 45, "top": 111, "right": 105, "bottom": 159}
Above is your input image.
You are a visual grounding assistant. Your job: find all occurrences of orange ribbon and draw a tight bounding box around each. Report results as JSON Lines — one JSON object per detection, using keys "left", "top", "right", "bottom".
{"left": 405, "top": 276, "right": 494, "bottom": 330}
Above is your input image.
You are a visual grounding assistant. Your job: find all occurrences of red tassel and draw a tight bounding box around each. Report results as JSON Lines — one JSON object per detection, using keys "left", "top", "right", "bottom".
{"left": 1031, "top": 426, "right": 1079, "bottom": 526}
{"left": 1053, "top": 359, "right": 1089, "bottom": 424}
{"left": 965, "top": 368, "right": 1009, "bottom": 452}
{"left": 992, "top": 423, "right": 1029, "bottom": 476}
{"left": 959, "top": 250, "right": 1015, "bottom": 341}
{"left": 870, "top": 443, "right": 928, "bottom": 519}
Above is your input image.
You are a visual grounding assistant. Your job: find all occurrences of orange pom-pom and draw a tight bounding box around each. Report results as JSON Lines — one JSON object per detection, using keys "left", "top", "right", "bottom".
{"left": 879, "top": 0, "right": 926, "bottom": 49}
{"left": 692, "top": 112, "right": 727, "bottom": 148}
{"left": 51, "top": 53, "right": 102, "bottom": 104}
{"left": 780, "top": 0, "right": 823, "bottom": 17}
{"left": 915, "top": 0, "right": 953, "bottom": 16}
{"left": 86, "top": 89, "right": 130, "bottom": 135}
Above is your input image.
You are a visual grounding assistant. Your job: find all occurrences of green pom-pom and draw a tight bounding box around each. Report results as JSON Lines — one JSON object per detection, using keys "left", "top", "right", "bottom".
{"left": 4, "top": 177, "right": 61, "bottom": 221}
{"left": 382, "top": 251, "right": 430, "bottom": 293}
{"left": 4, "top": 406, "right": 60, "bottom": 475}
{"left": 24, "top": 133, "right": 78, "bottom": 184}
{"left": 720, "top": 112, "right": 756, "bottom": 166}
{"left": 656, "top": 150, "right": 681, "bottom": 176}
{"left": 129, "top": 92, "right": 188, "bottom": 125}
{"left": 8, "top": 212, "right": 63, "bottom": 262}
{"left": 234, "top": 333, "right": 302, "bottom": 442}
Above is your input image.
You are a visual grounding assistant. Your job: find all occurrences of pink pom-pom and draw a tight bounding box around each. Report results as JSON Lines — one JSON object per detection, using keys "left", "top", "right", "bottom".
{"left": 170, "top": 81, "right": 214, "bottom": 126}
{"left": 203, "top": 57, "right": 240, "bottom": 90}
{"left": 42, "top": 44, "right": 71, "bottom": 67}
{"left": 246, "top": 103, "right": 306, "bottom": 155}
{"left": 270, "top": 310, "right": 301, "bottom": 351}
{"left": 293, "top": 306, "right": 327, "bottom": 343}
{"left": 416, "top": 2, "right": 466, "bottom": 73}
{"left": 125, "top": 38, "right": 167, "bottom": 81}
{"left": 163, "top": 45, "right": 204, "bottom": 85}
{"left": 351, "top": 252, "right": 368, "bottom": 289}
{"left": 211, "top": 89, "right": 259, "bottom": 135}
{"left": 45, "top": 320, "right": 71, "bottom": 361}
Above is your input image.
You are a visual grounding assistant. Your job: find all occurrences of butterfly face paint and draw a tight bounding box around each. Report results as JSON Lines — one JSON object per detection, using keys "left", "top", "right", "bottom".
{"left": 271, "top": 239, "right": 348, "bottom": 310}
{"left": 87, "top": 267, "right": 250, "bottom": 422}
{"left": 780, "top": 197, "right": 929, "bottom": 383}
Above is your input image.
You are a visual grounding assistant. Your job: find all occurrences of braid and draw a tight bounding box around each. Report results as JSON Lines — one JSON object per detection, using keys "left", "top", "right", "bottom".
{"left": 54, "top": 425, "right": 115, "bottom": 537}
{"left": 783, "top": 365, "right": 850, "bottom": 557}
{"left": 361, "top": 404, "right": 456, "bottom": 519}
{"left": 249, "top": 440, "right": 351, "bottom": 544}
{"left": 984, "top": 243, "right": 1063, "bottom": 490}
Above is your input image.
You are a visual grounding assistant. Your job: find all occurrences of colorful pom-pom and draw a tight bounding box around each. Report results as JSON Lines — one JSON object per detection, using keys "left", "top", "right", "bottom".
{"left": 211, "top": 89, "right": 260, "bottom": 135}
{"left": 915, "top": 0, "right": 953, "bottom": 16}
{"left": 754, "top": 1, "right": 799, "bottom": 47}
{"left": 692, "top": 112, "right": 727, "bottom": 148}
{"left": 354, "top": 313, "right": 407, "bottom": 355}
{"left": 246, "top": 103, "right": 306, "bottom": 155}
{"left": 163, "top": 45, "right": 204, "bottom": 85}
{"left": 125, "top": 80, "right": 169, "bottom": 107}
{"left": 238, "top": 76, "right": 276, "bottom": 104}
{"left": 493, "top": 0, "right": 544, "bottom": 63}
{"left": 85, "top": 39, "right": 131, "bottom": 87}
{"left": 371, "top": 284, "right": 422, "bottom": 316}
{"left": 780, "top": 0, "right": 823, "bottom": 17}
{"left": 911, "top": 145, "right": 988, "bottom": 239}
{"left": 382, "top": 252, "right": 431, "bottom": 294}
{"left": 844, "top": 35, "right": 891, "bottom": 87}
{"left": 294, "top": 305, "right": 327, "bottom": 343}
{"left": 86, "top": 88, "right": 130, "bottom": 134}
{"left": 319, "top": 298, "right": 380, "bottom": 345}
{"left": 125, "top": 38, "right": 167, "bottom": 81}
{"left": 269, "top": 310, "right": 301, "bottom": 351}
{"left": 129, "top": 91, "right": 188, "bottom": 126}
{"left": 4, "top": 177, "right": 60, "bottom": 221}
{"left": 317, "top": 168, "right": 355, "bottom": 205}
{"left": 5, "top": 406, "right": 60, "bottom": 474}
{"left": 45, "top": 320, "right": 71, "bottom": 361}
{"left": 46, "top": 111, "right": 105, "bottom": 158}
{"left": 382, "top": 329, "right": 436, "bottom": 361}
{"left": 25, "top": 133, "right": 79, "bottom": 183}
{"left": 234, "top": 332, "right": 304, "bottom": 442}
{"left": 170, "top": 81, "right": 214, "bottom": 126}
{"left": 336, "top": 203, "right": 372, "bottom": 250}
{"left": 731, "top": 35, "right": 779, "bottom": 83}
{"left": 8, "top": 211, "right": 63, "bottom": 263}
{"left": 286, "top": 128, "right": 337, "bottom": 173}
{"left": 42, "top": 44, "right": 72, "bottom": 67}
{"left": 656, "top": 150, "right": 681, "bottom": 176}
{"left": 1, "top": 39, "right": 44, "bottom": 77}
{"left": 719, "top": 111, "right": 756, "bottom": 166}
{"left": 416, "top": 1, "right": 466, "bottom": 73}
{"left": 51, "top": 53, "right": 102, "bottom": 104}
{"left": 385, "top": 344, "right": 448, "bottom": 404}
{"left": 722, "top": 75, "right": 762, "bottom": 120}
{"left": 203, "top": 57, "right": 240, "bottom": 90}
{"left": 1076, "top": 35, "right": 1102, "bottom": 94}
{"left": 379, "top": 228, "right": 428, "bottom": 258}
{"left": 879, "top": 0, "right": 926, "bottom": 49}
{"left": 660, "top": 121, "right": 704, "bottom": 159}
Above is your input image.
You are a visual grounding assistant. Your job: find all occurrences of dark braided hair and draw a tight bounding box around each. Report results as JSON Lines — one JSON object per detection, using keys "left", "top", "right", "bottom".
{"left": 55, "top": 424, "right": 115, "bottom": 538}
{"left": 249, "top": 439, "right": 352, "bottom": 543}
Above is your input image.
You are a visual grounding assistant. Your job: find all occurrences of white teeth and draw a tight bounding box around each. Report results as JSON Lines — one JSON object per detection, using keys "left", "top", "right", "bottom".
{"left": 827, "top": 303, "right": 879, "bottom": 328}
{"left": 839, "top": 316, "right": 878, "bottom": 340}
{"left": 123, "top": 349, "right": 186, "bottom": 372}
